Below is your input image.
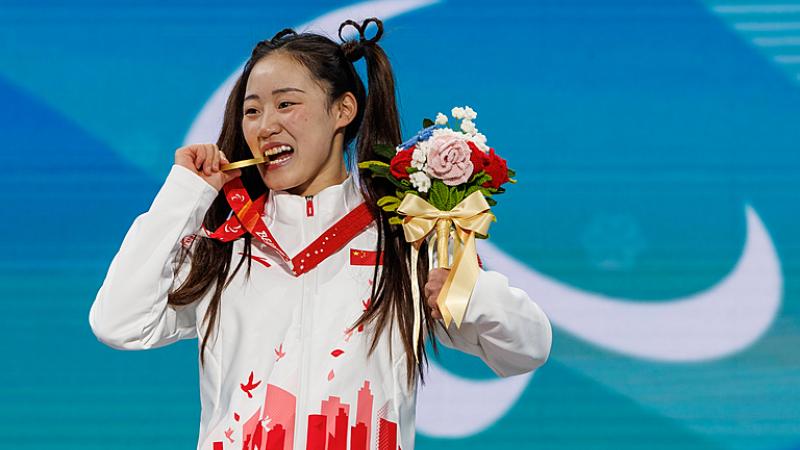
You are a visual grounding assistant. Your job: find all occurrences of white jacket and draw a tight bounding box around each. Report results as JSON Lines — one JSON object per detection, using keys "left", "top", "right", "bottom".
{"left": 89, "top": 164, "right": 552, "bottom": 450}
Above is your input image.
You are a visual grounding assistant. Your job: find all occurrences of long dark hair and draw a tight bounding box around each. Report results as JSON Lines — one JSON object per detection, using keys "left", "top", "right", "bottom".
{"left": 168, "top": 18, "right": 440, "bottom": 389}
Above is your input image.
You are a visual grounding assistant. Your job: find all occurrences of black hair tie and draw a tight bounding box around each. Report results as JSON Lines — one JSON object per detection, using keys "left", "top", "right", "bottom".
{"left": 338, "top": 17, "right": 384, "bottom": 62}
{"left": 271, "top": 28, "right": 297, "bottom": 43}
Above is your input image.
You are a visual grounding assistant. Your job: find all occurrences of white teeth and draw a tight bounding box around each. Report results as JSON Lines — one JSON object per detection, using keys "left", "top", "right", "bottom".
{"left": 264, "top": 145, "right": 293, "bottom": 156}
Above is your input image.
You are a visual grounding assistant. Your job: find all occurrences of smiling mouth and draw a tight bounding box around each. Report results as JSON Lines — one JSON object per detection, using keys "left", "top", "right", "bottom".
{"left": 263, "top": 145, "right": 295, "bottom": 169}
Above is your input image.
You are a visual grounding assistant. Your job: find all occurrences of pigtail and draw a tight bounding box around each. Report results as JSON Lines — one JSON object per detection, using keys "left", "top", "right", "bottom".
{"left": 340, "top": 18, "right": 438, "bottom": 389}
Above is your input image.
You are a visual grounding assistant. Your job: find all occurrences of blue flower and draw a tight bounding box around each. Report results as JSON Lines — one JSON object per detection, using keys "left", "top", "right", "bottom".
{"left": 397, "top": 124, "right": 444, "bottom": 151}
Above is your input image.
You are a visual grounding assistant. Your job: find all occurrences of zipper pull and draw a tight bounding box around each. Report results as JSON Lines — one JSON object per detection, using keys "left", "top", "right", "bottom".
{"left": 305, "top": 195, "right": 314, "bottom": 217}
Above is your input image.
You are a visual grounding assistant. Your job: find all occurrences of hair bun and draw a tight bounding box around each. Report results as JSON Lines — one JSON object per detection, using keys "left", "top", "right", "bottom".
{"left": 338, "top": 17, "right": 384, "bottom": 62}
{"left": 271, "top": 28, "right": 297, "bottom": 43}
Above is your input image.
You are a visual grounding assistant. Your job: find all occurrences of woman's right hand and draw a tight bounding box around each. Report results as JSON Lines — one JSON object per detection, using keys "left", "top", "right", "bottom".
{"left": 174, "top": 143, "right": 242, "bottom": 191}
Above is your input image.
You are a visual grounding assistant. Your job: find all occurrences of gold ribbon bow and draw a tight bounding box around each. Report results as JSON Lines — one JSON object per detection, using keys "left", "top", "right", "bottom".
{"left": 396, "top": 190, "right": 494, "bottom": 363}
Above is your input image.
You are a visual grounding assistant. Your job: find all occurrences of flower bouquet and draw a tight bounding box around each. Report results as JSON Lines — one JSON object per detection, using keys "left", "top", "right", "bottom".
{"left": 358, "top": 106, "right": 516, "bottom": 360}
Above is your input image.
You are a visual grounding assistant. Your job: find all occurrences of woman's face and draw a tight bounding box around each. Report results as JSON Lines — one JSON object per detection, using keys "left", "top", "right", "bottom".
{"left": 242, "top": 52, "right": 355, "bottom": 196}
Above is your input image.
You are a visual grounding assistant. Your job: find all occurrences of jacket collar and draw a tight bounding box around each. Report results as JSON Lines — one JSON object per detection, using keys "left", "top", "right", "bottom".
{"left": 264, "top": 173, "right": 364, "bottom": 231}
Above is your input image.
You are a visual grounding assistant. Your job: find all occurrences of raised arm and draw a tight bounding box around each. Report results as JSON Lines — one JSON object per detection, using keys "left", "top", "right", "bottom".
{"left": 88, "top": 164, "right": 220, "bottom": 350}
{"left": 430, "top": 268, "right": 552, "bottom": 377}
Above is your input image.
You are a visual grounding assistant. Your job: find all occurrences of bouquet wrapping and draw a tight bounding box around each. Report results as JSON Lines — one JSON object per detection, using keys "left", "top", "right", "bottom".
{"left": 359, "top": 106, "right": 516, "bottom": 362}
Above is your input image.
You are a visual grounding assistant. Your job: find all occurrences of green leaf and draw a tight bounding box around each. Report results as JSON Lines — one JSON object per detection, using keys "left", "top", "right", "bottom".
{"left": 380, "top": 172, "right": 406, "bottom": 189}
{"left": 465, "top": 184, "right": 482, "bottom": 197}
{"left": 359, "top": 160, "right": 390, "bottom": 169}
{"left": 473, "top": 172, "right": 492, "bottom": 187}
{"left": 358, "top": 160, "right": 390, "bottom": 175}
{"left": 368, "top": 164, "right": 392, "bottom": 179}
{"left": 507, "top": 168, "right": 516, "bottom": 177}
{"left": 485, "top": 197, "right": 497, "bottom": 206}
{"left": 423, "top": 118, "right": 434, "bottom": 128}
{"left": 448, "top": 185, "right": 466, "bottom": 209}
{"left": 388, "top": 216, "right": 404, "bottom": 225}
{"left": 377, "top": 196, "right": 401, "bottom": 213}
{"left": 377, "top": 195, "right": 400, "bottom": 207}
{"left": 359, "top": 161, "right": 406, "bottom": 189}
{"left": 428, "top": 181, "right": 450, "bottom": 210}
{"left": 374, "top": 144, "right": 396, "bottom": 160}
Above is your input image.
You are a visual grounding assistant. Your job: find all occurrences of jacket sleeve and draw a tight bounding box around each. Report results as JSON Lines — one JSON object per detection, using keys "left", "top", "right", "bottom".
{"left": 431, "top": 268, "right": 552, "bottom": 377}
{"left": 88, "top": 164, "right": 219, "bottom": 350}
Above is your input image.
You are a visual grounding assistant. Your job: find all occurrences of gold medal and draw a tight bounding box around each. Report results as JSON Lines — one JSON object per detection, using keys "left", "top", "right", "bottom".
{"left": 220, "top": 156, "right": 268, "bottom": 171}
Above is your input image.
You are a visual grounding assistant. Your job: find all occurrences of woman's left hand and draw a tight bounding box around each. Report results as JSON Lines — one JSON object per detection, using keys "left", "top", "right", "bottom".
{"left": 424, "top": 268, "right": 451, "bottom": 320}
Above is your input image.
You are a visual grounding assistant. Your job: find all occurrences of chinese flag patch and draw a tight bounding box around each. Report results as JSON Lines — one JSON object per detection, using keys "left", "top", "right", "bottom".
{"left": 350, "top": 248, "right": 383, "bottom": 266}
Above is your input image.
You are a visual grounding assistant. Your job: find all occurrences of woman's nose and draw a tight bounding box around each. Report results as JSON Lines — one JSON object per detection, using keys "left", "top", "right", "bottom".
{"left": 258, "top": 113, "right": 281, "bottom": 137}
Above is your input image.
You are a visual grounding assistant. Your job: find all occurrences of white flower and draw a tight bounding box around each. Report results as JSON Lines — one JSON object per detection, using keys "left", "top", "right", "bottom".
{"left": 409, "top": 171, "right": 432, "bottom": 193}
{"left": 411, "top": 142, "right": 428, "bottom": 170}
{"left": 435, "top": 112, "right": 448, "bottom": 125}
{"left": 472, "top": 132, "right": 489, "bottom": 152}
{"left": 451, "top": 107, "right": 466, "bottom": 119}
{"left": 463, "top": 106, "right": 477, "bottom": 120}
{"left": 460, "top": 119, "right": 477, "bottom": 135}
{"left": 432, "top": 127, "right": 468, "bottom": 140}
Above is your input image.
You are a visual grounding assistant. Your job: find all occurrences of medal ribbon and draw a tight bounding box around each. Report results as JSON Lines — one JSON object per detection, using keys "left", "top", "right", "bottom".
{"left": 205, "top": 179, "right": 375, "bottom": 277}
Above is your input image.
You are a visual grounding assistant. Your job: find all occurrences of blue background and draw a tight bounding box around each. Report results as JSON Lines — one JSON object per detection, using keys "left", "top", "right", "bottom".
{"left": 1, "top": 0, "right": 799, "bottom": 448}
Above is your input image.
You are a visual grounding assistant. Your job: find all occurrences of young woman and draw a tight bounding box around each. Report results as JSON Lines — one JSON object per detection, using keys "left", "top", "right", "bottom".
{"left": 89, "top": 18, "right": 552, "bottom": 450}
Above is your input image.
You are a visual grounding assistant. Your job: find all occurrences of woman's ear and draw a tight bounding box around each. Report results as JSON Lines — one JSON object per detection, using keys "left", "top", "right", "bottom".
{"left": 334, "top": 92, "right": 358, "bottom": 129}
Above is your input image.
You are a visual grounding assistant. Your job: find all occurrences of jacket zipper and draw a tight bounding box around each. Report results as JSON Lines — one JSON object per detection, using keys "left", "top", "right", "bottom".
{"left": 296, "top": 193, "right": 316, "bottom": 445}
{"left": 305, "top": 195, "right": 314, "bottom": 217}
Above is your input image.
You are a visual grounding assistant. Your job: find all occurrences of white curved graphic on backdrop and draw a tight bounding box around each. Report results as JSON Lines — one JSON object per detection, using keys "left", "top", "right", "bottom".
{"left": 185, "top": 0, "right": 441, "bottom": 145}
{"left": 185, "top": 0, "right": 784, "bottom": 439}
{"left": 415, "top": 361, "right": 533, "bottom": 437}
{"left": 478, "top": 204, "right": 783, "bottom": 362}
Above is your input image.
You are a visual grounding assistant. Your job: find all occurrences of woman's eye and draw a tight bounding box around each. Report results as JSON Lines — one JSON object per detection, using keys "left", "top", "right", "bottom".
{"left": 278, "top": 101, "right": 294, "bottom": 109}
{"left": 244, "top": 108, "right": 258, "bottom": 115}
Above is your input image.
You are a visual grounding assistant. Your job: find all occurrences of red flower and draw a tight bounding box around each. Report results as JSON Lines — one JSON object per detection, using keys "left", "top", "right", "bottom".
{"left": 390, "top": 146, "right": 414, "bottom": 180}
{"left": 482, "top": 148, "right": 510, "bottom": 189}
{"left": 468, "top": 142, "right": 489, "bottom": 174}
{"left": 468, "top": 142, "right": 509, "bottom": 188}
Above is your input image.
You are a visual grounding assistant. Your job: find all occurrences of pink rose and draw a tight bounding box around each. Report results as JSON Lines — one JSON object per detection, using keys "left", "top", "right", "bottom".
{"left": 425, "top": 135, "right": 474, "bottom": 186}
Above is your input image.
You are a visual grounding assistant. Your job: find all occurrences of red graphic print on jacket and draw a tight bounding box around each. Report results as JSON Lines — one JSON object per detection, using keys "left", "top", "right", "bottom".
{"left": 305, "top": 380, "right": 393, "bottom": 450}
{"left": 240, "top": 371, "right": 262, "bottom": 399}
{"left": 216, "top": 379, "right": 398, "bottom": 450}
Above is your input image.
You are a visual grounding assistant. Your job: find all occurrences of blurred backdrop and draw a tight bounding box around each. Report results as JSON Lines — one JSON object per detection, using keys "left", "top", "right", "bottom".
{"left": 1, "top": 0, "right": 799, "bottom": 449}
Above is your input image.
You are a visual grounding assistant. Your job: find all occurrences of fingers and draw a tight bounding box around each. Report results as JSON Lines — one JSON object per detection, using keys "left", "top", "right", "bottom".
{"left": 424, "top": 268, "right": 452, "bottom": 320}
{"left": 204, "top": 144, "right": 216, "bottom": 176}
{"left": 175, "top": 144, "right": 237, "bottom": 191}
{"left": 424, "top": 274, "right": 443, "bottom": 320}
{"left": 218, "top": 150, "right": 242, "bottom": 181}
{"left": 194, "top": 146, "right": 207, "bottom": 173}
{"left": 213, "top": 146, "right": 221, "bottom": 172}
{"left": 193, "top": 144, "right": 222, "bottom": 176}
